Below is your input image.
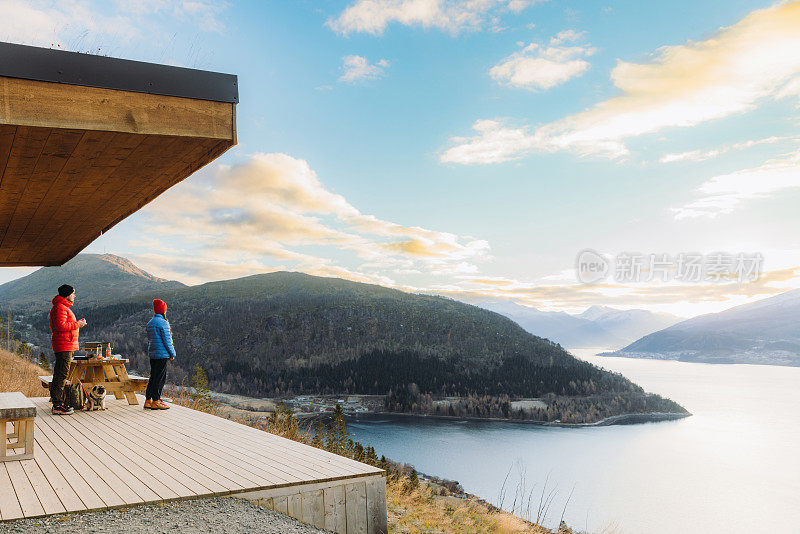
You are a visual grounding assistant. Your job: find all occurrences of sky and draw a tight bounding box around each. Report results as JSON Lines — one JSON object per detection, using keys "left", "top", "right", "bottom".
{"left": 2, "top": 0, "right": 800, "bottom": 317}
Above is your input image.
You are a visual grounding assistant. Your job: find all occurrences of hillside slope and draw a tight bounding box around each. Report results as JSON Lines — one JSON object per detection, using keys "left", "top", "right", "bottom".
{"left": 0, "top": 254, "right": 185, "bottom": 310}
{"left": 608, "top": 289, "right": 800, "bottom": 366}
{"left": 22, "top": 270, "right": 687, "bottom": 423}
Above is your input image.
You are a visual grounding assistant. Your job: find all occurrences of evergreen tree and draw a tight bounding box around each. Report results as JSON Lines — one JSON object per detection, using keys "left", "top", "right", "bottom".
{"left": 190, "top": 365, "right": 213, "bottom": 412}
{"left": 326, "top": 404, "right": 347, "bottom": 454}
{"left": 311, "top": 420, "right": 326, "bottom": 448}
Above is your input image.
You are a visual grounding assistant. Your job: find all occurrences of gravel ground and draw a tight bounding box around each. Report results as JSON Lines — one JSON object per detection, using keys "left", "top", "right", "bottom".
{"left": 1, "top": 496, "right": 327, "bottom": 534}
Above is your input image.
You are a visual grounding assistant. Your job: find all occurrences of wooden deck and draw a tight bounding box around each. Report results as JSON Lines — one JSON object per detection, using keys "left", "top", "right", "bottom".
{"left": 0, "top": 395, "right": 387, "bottom": 533}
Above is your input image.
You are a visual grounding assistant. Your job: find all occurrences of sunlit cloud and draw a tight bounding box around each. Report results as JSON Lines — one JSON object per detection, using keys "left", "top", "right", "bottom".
{"left": 673, "top": 149, "right": 800, "bottom": 219}
{"left": 327, "top": 0, "right": 540, "bottom": 36}
{"left": 490, "top": 30, "right": 594, "bottom": 90}
{"left": 339, "top": 55, "right": 390, "bottom": 83}
{"left": 133, "top": 153, "right": 489, "bottom": 283}
{"left": 430, "top": 266, "right": 800, "bottom": 316}
{"left": 442, "top": 1, "right": 800, "bottom": 163}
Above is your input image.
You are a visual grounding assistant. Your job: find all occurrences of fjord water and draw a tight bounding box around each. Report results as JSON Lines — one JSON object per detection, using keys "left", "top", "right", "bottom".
{"left": 347, "top": 351, "right": 800, "bottom": 534}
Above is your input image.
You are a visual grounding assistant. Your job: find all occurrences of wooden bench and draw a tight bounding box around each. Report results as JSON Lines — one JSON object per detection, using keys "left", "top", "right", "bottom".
{"left": 0, "top": 392, "right": 36, "bottom": 462}
{"left": 39, "top": 374, "right": 150, "bottom": 387}
{"left": 40, "top": 374, "right": 149, "bottom": 395}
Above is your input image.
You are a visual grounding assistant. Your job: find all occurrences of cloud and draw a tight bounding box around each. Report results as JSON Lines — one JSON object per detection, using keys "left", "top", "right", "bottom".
{"left": 0, "top": 0, "right": 134, "bottom": 47}
{"left": 339, "top": 55, "right": 390, "bottom": 83}
{"left": 672, "top": 149, "right": 800, "bottom": 219}
{"left": 658, "top": 136, "right": 791, "bottom": 163}
{"left": 441, "top": 119, "right": 538, "bottom": 164}
{"left": 133, "top": 153, "right": 489, "bottom": 283}
{"left": 327, "top": 0, "right": 539, "bottom": 36}
{"left": 659, "top": 149, "right": 719, "bottom": 164}
{"left": 490, "top": 30, "right": 594, "bottom": 90}
{"left": 776, "top": 75, "right": 800, "bottom": 105}
{"left": 0, "top": 0, "right": 228, "bottom": 52}
{"left": 442, "top": 1, "right": 800, "bottom": 163}
{"left": 430, "top": 265, "right": 800, "bottom": 316}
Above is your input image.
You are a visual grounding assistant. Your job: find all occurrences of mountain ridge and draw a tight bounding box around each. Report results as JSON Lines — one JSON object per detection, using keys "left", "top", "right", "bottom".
{"left": 477, "top": 300, "right": 681, "bottom": 350}
{"left": 606, "top": 289, "right": 800, "bottom": 366}
{"left": 0, "top": 254, "right": 185, "bottom": 310}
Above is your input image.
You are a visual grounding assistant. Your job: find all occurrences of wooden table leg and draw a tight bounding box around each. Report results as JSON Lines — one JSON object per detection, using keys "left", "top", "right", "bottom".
{"left": 105, "top": 363, "right": 125, "bottom": 400}
{"left": 24, "top": 418, "right": 33, "bottom": 457}
{"left": 93, "top": 365, "right": 105, "bottom": 386}
{"left": 114, "top": 363, "right": 139, "bottom": 405}
{"left": 0, "top": 419, "right": 6, "bottom": 460}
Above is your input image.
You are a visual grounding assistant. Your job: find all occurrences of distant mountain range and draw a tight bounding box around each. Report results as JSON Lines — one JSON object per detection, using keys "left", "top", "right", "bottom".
{"left": 477, "top": 301, "right": 680, "bottom": 350}
{"left": 606, "top": 289, "right": 800, "bottom": 366}
{"left": 3, "top": 254, "right": 686, "bottom": 423}
{"left": 0, "top": 254, "right": 185, "bottom": 310}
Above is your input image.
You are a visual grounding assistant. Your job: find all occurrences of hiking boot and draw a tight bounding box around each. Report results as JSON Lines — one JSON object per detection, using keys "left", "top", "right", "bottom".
{"left": 153, "top": 400, "right": 170, "bottom": 410}
{"left": 143, "top": 399, "right": 155, "bottom": 410}
{"left": 52, "top": 404, "right": 74, "bottom": 415}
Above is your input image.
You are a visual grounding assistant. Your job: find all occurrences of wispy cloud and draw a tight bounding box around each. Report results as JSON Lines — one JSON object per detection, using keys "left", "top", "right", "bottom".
{"left": 659, "top": 136, "right": 791, "bottom": 163}
{"left": 672, "top": 149, "right": 800, "bottom": 219}
{"left": 339, "top": 55, "right": 390, "bottom": 83}
{"left": 327, "top": 0, "right": 539, "bottom": 36}
{"left": 490, "top": 30, "right": 594, "bottom": 90}
{"left": 442, "top": 1, "right": 800, "bottom": 164}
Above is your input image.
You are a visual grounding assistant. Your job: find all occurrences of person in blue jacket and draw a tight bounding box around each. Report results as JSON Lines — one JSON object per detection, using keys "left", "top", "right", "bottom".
{"left": 144, "top": 299, "right": 176, "bottom": 410}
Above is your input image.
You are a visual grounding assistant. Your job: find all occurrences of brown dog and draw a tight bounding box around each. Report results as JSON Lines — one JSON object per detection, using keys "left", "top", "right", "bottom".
{"left": 87, "top": 384, "right": 107, "bottom": 411}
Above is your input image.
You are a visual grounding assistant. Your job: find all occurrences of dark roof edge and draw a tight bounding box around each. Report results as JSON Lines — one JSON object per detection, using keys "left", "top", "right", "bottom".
{"left": 0, "top": 41, "right": 238, "bottom": 103}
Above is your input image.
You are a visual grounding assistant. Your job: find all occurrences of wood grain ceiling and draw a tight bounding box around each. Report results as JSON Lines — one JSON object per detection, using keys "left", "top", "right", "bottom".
{"left": 0, "top": 73, "right": 236, "bottom": 266}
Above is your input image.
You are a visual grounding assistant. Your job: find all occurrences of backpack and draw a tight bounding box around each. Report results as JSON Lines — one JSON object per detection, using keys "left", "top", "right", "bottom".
{"left": 65, "top": 382, "right": 87, "bottom": 410}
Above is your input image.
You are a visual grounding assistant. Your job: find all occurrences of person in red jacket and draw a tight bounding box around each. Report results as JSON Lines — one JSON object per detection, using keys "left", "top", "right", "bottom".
{"left": 49, "top": 284, "right": 87, "bottom": 415}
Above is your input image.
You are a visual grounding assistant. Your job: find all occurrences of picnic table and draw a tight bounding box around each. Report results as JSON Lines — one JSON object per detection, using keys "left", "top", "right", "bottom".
{"left": 40, "top": 358, "right": 148, "bottom": 406}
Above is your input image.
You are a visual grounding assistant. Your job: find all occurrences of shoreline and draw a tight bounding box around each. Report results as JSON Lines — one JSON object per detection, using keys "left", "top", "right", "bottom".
{"left": 597, "top": 350, "right": 800, "bottom": 368}
{"left": 347, "top": 410, "right": 692, "bottom": 427}
{"left": 209, "top": 390, "right": 692, "bottom": 428}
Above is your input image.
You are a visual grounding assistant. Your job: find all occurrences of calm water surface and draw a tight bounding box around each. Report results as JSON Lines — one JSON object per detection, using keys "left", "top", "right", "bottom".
{"left": 347, "top": 351, "right": 800, "bottom": 534}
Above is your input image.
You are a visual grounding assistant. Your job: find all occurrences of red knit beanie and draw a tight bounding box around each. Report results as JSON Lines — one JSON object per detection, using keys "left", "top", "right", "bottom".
{"left": 153, "top": 299, "right": 167, "bottom": 315}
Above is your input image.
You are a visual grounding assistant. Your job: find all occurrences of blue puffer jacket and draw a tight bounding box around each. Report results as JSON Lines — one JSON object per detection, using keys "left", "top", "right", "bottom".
{"left": 146, "top": 314, "right": 177, "bottom": 359}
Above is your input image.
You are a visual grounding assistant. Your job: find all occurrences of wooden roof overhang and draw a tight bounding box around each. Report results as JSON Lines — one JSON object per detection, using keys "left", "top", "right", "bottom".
{"left": 0, "top": 42, "right": 238, "bottom": 266}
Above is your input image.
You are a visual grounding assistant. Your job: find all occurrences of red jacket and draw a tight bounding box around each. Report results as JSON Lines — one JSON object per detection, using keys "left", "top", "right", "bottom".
{"left": 49, "top": 295, "right": 80, "bottom": 352}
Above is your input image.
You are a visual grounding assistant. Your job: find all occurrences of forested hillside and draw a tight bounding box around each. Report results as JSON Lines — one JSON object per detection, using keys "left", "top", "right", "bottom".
{"left": 22, "top": 269, "right": 686, "bottom": 422}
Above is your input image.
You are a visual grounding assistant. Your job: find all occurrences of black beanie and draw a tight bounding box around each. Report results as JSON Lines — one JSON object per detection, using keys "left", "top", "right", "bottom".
{"left": 58, "top": 284, "right": 74, "bottom": 298}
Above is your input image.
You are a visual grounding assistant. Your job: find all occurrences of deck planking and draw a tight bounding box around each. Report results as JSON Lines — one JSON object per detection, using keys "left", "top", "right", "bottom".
{"left": 0, "top": 395, "right": 383, "bottom": 523}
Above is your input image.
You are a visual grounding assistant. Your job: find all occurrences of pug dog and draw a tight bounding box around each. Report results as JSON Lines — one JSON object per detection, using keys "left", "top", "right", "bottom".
{"left": 87, "top": 384, "right": 107, "bottom": 411}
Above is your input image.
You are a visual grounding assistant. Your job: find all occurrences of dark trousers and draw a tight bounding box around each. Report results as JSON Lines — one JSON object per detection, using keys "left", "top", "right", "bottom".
{"left": 146, "top": 358, "right": 169, "bottom": 401}
{"left": 50, "top": 351, "right": 73, "bottom": 405}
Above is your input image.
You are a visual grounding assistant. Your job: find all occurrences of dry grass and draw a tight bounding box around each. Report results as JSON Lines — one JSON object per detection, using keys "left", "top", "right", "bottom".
{"left": 0, "top": 348, "right": 49, "bottom": 396}
{"left": 166, "top": 385, "right": 220, "bottom": 415}
{"left": 386, "top": 476, "right": 556, "bottom": 534}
